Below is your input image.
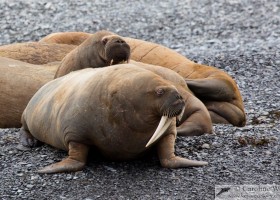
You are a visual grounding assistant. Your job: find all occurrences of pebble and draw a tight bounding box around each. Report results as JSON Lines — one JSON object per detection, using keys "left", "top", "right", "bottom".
{"left": 66, "top": 175, "right": 72, "bottom": 180}
{"left": 26, "top": 184, "right": 34, "bottom": 189}
{"left": 265, "top": 151, "right": 272, "bottom": 155}
{"left": 201, "top": 143, "right": 210, "bottom": 149}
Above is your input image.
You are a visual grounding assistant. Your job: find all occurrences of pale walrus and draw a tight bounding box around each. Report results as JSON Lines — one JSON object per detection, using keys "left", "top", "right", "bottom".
{"left": 20, "top": 65, "right": 208, "bottom": 173}
{"left": 1, "top": 31, "right": 245, "bottom": 127}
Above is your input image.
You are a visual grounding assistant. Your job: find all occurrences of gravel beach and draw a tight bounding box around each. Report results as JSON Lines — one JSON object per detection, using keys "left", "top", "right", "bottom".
{"left": 0, "top": 0, "right": 279, "bottom": 199}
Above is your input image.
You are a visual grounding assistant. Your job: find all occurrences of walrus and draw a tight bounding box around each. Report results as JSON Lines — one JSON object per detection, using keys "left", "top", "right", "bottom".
{"left": 20, "top": 65, "right": 208, "bottom": 173}
{"left": 38, "top": 31, "right": 246, "bottom": 127}
{"left": 54, "top": 30, "right": 130, "bottom": 78}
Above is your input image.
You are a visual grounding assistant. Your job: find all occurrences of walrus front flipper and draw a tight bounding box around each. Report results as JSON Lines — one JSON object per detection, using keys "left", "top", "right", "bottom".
{"left": 37, "top": 142, "right": 89, "bottom": 174}
{"left": 186, "top": 78, "right": 246, "bottom": 127}
{"left": 157, "top": 132, "right": 208, "bottom": 168}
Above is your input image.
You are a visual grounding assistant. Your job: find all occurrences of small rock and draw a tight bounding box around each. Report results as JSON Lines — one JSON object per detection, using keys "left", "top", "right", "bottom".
{"left": 30, "top": 175, "right": 39, "bottom": 180}
{"left": 201, "top": 143, "right": 210, "bottom": 149}
{"left": 16, "top": 144, "right": 31, "bottom": 151}
{"left": 66, "top": 174, "right": 72, "bottom": 180}
{"left": 26, "top": 184, "right": 34, "bottom": 189}
{"left": 265, "top": 151, "right": 272, "bottom": 155}
{"left": 17, "top": 173, "right": 24, "bottom": 177}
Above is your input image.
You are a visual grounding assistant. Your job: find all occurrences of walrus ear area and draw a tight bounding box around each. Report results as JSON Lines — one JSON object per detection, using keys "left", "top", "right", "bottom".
{"left": 101, "top": 37, "right": 109, "bottom": 45}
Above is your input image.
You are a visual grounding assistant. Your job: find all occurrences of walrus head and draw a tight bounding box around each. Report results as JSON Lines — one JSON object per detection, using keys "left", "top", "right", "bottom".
{"left": 54, "top": 31, "right": 131, "bottom": 78}
{"left": 101, "top": 35, "right": 131, "bottom": 65}
{"left": 146, "top": 85, "right": 185, "bottom": 147}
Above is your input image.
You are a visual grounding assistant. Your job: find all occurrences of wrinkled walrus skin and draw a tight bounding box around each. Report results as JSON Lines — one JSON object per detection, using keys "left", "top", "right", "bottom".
{"left": 20, "top": 65, "right": 208, "bottom": 173}
{"left": 0, "top": 31, "right": 245, "bottom": 127}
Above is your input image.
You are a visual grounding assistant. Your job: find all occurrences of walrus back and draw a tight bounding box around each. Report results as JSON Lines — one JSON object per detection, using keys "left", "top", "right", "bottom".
{"left": 0, "top": 56, "right": 54, "bottom": 128}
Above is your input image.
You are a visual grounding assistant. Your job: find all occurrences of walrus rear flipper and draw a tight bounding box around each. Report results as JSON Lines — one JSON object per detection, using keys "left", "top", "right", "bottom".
{"left": 204, "top": 101, "right": 246, "bottom": 127}
{"left": 186, "top": 78, "right": 235, "bottom": 101}
{"left": 186, "top": 79, "right": 246, "bottom": 127}
{"left": 37, "top": 142, "right": 89, "bottom": 174}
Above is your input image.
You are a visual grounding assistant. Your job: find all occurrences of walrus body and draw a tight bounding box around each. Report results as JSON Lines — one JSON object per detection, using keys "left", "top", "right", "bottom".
{"left": 20, "top": 65, "right": 208, "bottom": 173}
{"left": 0, "top": 42, "right": 76, "bottom": 65}
{"left": 0, "top": 31, "right": 245, "bottom": 126}
{"left": 0, "top": 56, "right": 56, "bottom": 128}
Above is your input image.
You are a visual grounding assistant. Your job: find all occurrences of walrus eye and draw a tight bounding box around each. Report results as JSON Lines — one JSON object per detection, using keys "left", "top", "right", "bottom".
{"left": 156, "top": 88, "right": 165, "bottom": 96}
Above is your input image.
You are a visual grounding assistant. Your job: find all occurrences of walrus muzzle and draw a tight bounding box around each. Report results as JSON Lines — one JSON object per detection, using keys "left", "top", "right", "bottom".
{"left": 146, "top": 92, "right": 185, "bottom": 147}
{"left": 105, "top": 38, "right": 131, "bottom": 65}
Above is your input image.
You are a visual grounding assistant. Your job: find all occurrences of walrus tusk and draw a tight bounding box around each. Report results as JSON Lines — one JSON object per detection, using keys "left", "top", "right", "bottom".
{"left": 145, "top": 116, "right": 173, "bottom": 148}
{"left": 110, "top": 59, "right": 114, "bottom": 65}
{"left": 176, "top": 107, "right": 185, "bottom": 123}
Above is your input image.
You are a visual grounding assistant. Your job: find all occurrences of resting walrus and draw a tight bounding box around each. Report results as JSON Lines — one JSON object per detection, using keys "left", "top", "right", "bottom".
{"left": 54, "top": 30, "right": 130, "bottom": 78}
{"left": 0, "top": 31, "right": 246, "bottom": 127}
{"left": 20, "top": 65, "right": 208, "bottom": 173}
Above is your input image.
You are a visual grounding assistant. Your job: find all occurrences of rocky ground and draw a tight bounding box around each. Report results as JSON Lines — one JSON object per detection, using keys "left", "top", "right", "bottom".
{"left": 0, "top": 0, "right": 279, "bottom": 199}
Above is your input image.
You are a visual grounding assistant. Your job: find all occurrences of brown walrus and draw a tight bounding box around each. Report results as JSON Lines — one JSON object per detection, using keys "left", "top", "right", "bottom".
{"left": 54, "top": 31, "right": 130, "bottom": 78}
{"left": 20, "top": 65, "right": 208, "bottom": 173}
{"left": 38, "top": 31, "right": 246, "bottom": 127}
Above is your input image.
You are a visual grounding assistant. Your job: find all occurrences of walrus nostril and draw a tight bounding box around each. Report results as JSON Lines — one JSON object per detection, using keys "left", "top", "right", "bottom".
{"left": 176, "top": 94, "right": 182, "bottom": 100}
{"left": 116, "top": 39, "right": 125, "bottom": 44}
